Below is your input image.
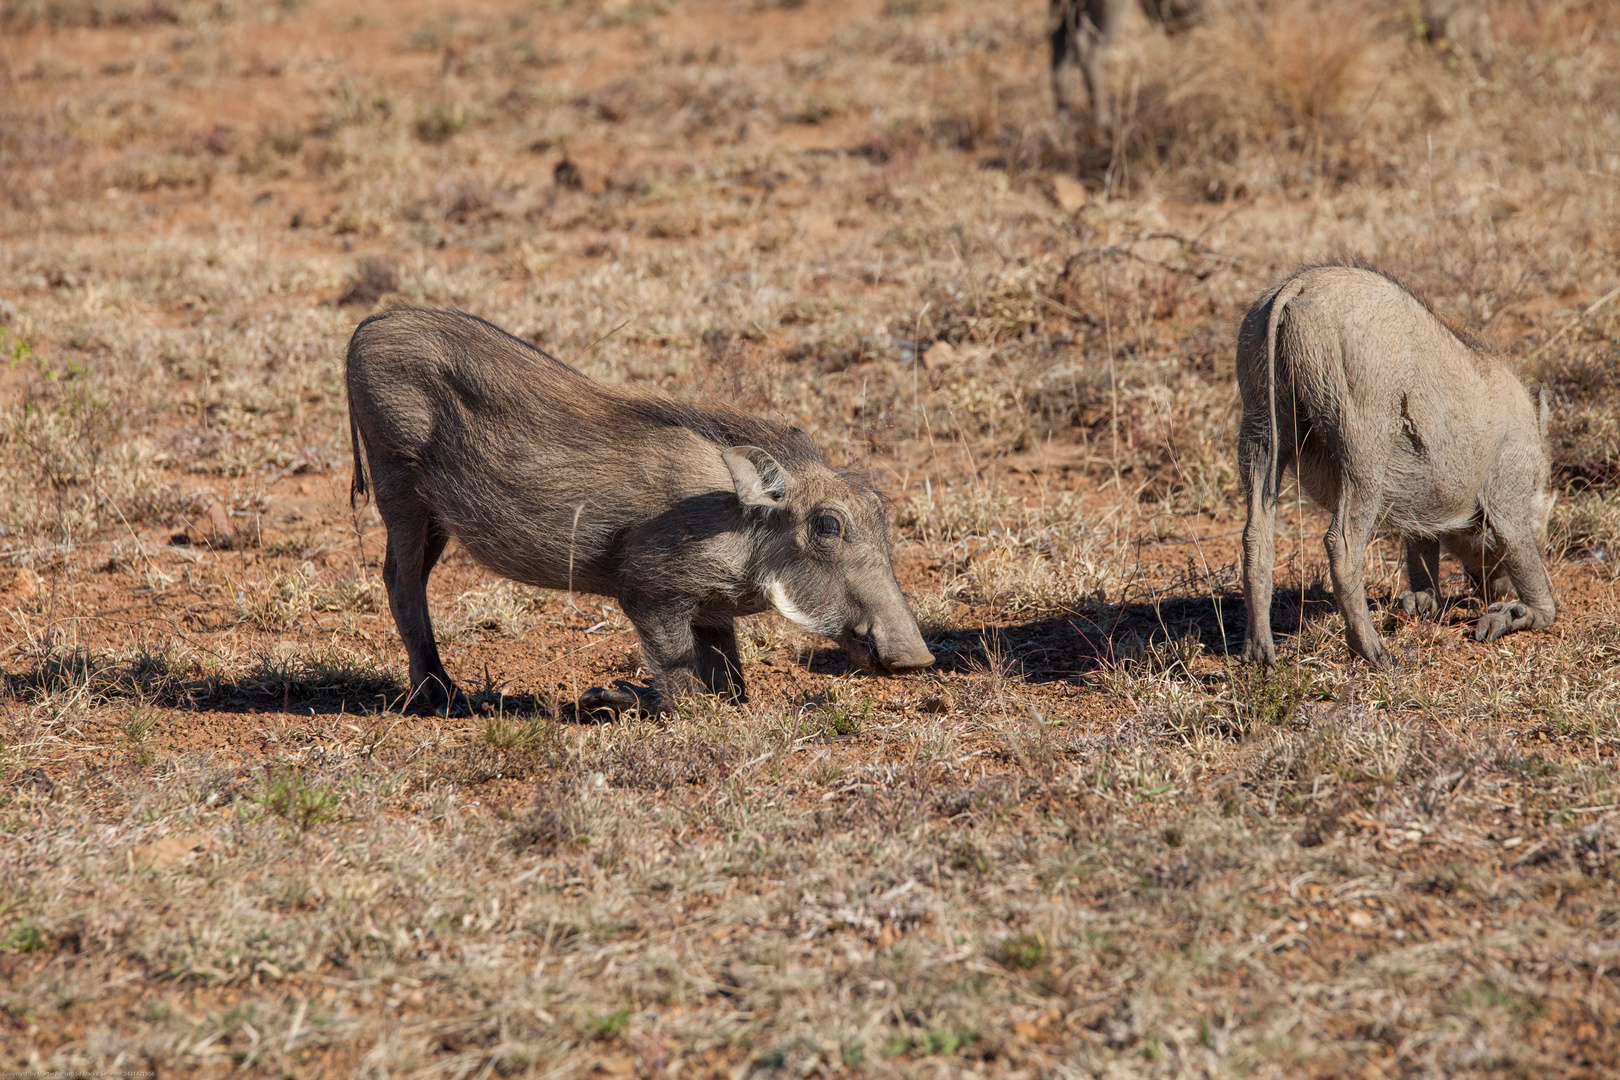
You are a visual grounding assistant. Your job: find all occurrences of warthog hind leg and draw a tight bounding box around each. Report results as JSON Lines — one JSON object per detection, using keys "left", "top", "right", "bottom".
{"left": 381, "top": 501, "right": 459, "bottom": 712}
{"left": 1324, "top": 475, "right": 1394, "bottom": 669}
{"left": 1239, "top": 415, "right": 1297, "bottom": 665}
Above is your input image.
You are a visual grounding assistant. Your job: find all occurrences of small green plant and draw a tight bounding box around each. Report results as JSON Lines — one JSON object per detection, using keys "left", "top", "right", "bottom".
{"left": 807, "top": 755, "right": 844, "bottom": 786}
{"left": 3, "top": 322, "right": 36, "bottom": 370}
{"left": 948, "top": 841, "right": 989, "bottom": 873}
{"left": 482, "top": 710, "right": 560, "bottom": 775}
{"left": 591, "top": 1007, "right": 632, "bottom": 1039}
{"left": 1227, "top": 662, "right": 1318, "bottom": 732}
{"left": 922, "top": 1029, "right": 976, "bottom": 1055}
{"left": 250, "top": 769, "right": 340, "bottom": 833}
{"left": 999, "top": 931, "right": 1046, "bottom": 970}
{"left": 415, "top": 101, "right": 468, "bottom": 143}
{"left": 7, "top": 920, "right": 45, "bottom": 953}
{"left": 483, "top": 715, "right": 539, "bottom": 753}
{"left": 801, "top": 695, "right": 868, "bottom": 738}
{"left": 124, "top": 710, "right": 158, "bottom": 767}
{"left": 887, "top": 1027, "right": 980, "bottom": 1056}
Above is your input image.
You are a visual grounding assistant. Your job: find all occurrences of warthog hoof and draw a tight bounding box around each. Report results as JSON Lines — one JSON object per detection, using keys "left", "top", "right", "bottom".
{"left": 1365, "top": 643, "right": 1396, "bottom": 671}
{"left": 1397, "top": 589, "right": 1442, "bottom": 619}
{"left": 1241, "top": 637, "right": 1277, "bottom": 666}
{"left": 578, "top": 680, "right": 659, "bottom": 718}
{"left": 1476, "top": 602, "right": 1532, "bottom": 643}
{"left": 403, "top": 680, "right": 470, "bottom": 717}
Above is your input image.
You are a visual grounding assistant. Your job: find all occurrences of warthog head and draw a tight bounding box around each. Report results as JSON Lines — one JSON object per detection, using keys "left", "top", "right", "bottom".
{"left": 723, "top": 445, "right": 935, "bottom": 675}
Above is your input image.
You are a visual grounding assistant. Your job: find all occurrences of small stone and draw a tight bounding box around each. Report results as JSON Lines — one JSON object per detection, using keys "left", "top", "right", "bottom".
{"left": 1050, "top": 174, "right": 1088, "bottom": 213}
{"left": 132, "top": 834, "right": 207, "bottom": 870}
{"left": 920, "top": 340, "right": 956, "bottom": 369}
{"left": 206, "top": 499, "right": 238, "bottom": 548}
{"left": 0, "top": 566, "right": 38, "bottom": 600}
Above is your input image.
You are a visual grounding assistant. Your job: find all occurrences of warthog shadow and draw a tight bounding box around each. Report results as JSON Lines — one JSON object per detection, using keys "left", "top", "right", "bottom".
{"left": 797, "top": 581, "right": 1344, "bottom": 685}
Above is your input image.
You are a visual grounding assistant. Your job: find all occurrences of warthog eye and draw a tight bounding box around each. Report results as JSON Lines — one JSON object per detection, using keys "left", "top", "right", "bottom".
{"left": 812, "top": 513, "right": 843, "bottom": 539}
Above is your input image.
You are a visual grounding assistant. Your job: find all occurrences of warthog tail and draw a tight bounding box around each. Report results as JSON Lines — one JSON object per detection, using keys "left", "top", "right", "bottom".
{"left": 349, "top": 406, "right": 368, "bottom": 508}
{"left": 1263, "top": 277, "right": 1307, "bottom": 508}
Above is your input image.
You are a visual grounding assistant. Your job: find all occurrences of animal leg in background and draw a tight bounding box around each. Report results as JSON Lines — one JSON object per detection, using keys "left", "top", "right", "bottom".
{"left": 1049, "top": 0, "right": 1080, "bottom": 120}
{"left": 1398, "top": 536, "right": 1443, "bottom": 619}
{"left": 1049, "top": 0, "right": 1119, "bottom": 130}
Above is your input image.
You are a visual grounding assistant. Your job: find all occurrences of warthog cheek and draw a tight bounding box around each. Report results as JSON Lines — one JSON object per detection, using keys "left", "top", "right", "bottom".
{"left": 766, "top": 580, "right": 822, "bottom": 633}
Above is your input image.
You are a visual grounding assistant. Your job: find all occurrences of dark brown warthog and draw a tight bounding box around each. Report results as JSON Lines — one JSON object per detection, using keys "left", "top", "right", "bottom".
{"left": 1238, "top": 265, "right": 1556, "bottom": 669}
{"left": 346, "top": 308, "right": 933, "bottom": 714}
{"left": 1050, "top": 0, "right": 1201, "bottom": 130}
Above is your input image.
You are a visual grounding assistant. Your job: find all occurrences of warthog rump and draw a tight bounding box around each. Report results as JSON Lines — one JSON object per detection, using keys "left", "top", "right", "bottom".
{"left": 346, "top": 307, "right": 933, "bottom": 714}
{"left": 1238, "top": 265, "right": 1556, "bottom": 668}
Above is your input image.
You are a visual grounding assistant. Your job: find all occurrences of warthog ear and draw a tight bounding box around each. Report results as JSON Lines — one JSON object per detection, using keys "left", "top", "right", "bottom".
{"left": 1539, "top": 386, "right": 1550, "bottom": 440}
{"left": 723, "top": 445, "right": 791, "bottom": 508}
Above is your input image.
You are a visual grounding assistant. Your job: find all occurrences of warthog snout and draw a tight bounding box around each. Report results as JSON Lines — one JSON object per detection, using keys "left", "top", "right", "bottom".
{"left": 837, "top": 601, "right": 936, "bottom": 676}
{"left": 838, "top": 624, "right": 935, "bottom": 676}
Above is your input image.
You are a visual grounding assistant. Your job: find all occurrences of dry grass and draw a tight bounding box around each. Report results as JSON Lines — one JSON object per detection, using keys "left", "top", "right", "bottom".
{"left": 1, "top": 0, "right": 1619, "bottom": 1076}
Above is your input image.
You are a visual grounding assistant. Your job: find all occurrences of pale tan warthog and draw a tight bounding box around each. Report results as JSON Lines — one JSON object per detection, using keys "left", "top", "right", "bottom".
{"left": 1238, "top": 265, "right": 1556, "bottom": 668}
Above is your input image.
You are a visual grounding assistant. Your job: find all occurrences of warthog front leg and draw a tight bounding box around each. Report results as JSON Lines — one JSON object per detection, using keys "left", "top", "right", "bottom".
{"left": 1474, "top": 534, "right": 1556, "bottom": 643}
{"left": 693, "top": 616, "right": 747, "bottom": 704}
{"left": 578, "top": 680, "right": 658, "bottom": 717}
{"left": 1397, "top": 536, "right": 1443, "bottom": 618}
{"left": 581, "top": 595, "right": 740, "bottom": 716}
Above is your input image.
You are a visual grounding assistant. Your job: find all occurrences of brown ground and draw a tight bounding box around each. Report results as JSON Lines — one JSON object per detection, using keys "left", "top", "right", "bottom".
{"left": 2, "top": 0, "right": 1619, "bottom": 1077}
